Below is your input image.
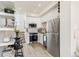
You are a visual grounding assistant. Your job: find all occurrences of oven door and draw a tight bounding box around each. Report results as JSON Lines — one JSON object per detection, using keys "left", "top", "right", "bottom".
{"left": 29, "top": 33, "right": 38, "bottom": 42}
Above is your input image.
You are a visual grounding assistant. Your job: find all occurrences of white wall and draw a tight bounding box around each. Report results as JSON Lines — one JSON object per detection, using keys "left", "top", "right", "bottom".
{"left": 60, "top": 1, "right": 79, "bottom": 57}
{"left": 60, "top": 1, "right": 71, "bottom": 57}
{"left": 15, "top": 7, "right": 26, "bottom": 31}
{"left": 71, "top": 2, "right": 79, "bottom": 56}
{"left": 15, "top": 4, "right": 28, "bottom": 44}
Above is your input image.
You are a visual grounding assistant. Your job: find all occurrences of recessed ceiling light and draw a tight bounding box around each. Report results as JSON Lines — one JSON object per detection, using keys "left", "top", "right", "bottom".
{"left": 38, "top": 3, "right": 42, "bottom": 7}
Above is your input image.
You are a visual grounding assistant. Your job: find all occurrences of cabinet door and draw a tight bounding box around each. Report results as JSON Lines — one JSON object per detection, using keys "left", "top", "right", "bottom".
{"left": 38, "top": 34, "right": 43, "bottom": 45}
{"left": 25, "top": 33, "right": 29, "bottom": 44}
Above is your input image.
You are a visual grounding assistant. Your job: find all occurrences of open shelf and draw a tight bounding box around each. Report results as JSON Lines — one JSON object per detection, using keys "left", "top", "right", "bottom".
{"left": 0, "top": 12, "right": 14, "bottom": 18}
{"left": 0, "top": 12, "right": 15, "bottom": 31}
{"left": 0, "top": 28, "right": 14, "bottom": 31}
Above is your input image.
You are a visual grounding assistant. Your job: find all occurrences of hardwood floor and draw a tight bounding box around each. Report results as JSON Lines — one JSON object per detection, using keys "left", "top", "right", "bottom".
{"left": 22, "top": 43, "right": 53, "bottom": 57}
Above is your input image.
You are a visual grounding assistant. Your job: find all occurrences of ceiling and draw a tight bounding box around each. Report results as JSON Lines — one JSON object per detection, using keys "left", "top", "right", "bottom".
{"left": 0, "top": 1, "right": 14, "bottom": 10}
{"left": 0, "top": 1, "right": 58, "bottom": 17}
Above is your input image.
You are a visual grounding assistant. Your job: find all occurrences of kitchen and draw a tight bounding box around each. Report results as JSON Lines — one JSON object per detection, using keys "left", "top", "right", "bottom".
{"left": 0, "top": 1, "right": 60, "bottom": 57}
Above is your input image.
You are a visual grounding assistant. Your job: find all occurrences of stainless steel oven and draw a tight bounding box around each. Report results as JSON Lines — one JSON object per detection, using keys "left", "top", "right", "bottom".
{"left": 29, "top": 33, "right": 38, "bottom": 42}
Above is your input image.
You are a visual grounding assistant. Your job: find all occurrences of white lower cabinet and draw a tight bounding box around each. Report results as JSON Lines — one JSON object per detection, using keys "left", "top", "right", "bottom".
{"left": 38, "top": 33, "right": 43, "bottom": 45}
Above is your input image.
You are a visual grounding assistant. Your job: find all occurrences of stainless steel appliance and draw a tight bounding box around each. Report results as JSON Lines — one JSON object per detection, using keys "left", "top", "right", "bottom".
{"left": 47, "top": 18, "right": 60, "bottom": 57}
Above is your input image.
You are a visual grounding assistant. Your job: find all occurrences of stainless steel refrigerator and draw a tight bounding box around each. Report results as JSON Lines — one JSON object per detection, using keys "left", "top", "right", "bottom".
{"left": 47, "top": 18, "right": 60, "bottom": 57}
